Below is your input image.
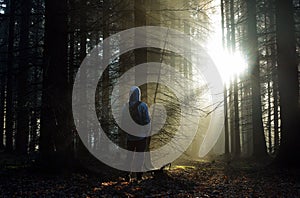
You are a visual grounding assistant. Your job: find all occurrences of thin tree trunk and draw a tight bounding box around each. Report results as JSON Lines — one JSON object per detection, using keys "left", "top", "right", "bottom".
{"left": 221, "top": 0, "right": 230, "bottom": 155}
{"left": 0, "top": 0, "right": 8, "bottom": 150}
{"left": 99, "top": 0, "right": 111, "bottom": 156}
{"left": 267, "top": 75, "right": 272, "bottom": 154}
{"left": 29, "top": 106, "right": 38, "bottom": 152}
{"left": 230, "top": 0, "right": 241, "bottom": 157}
{"left": 0, "top": 52, "right": 5, "bottom": 150}
{"left": 264, "top": 5, "right": 272, "bottom": 154}
{"left": 233, "top": 76, "right": 241, "bottom": 157}
{"left": 29, "top": 68, "right": 39, "bottom": 153}
{"left": 268, "top": 1, "right": 279, "bottom": 155}
{"left": 224, "top": 85, "right": 230, "bottom": 155}
{"left": 16, "top": 0, "right": 32, "bottom": 154}
{"left": 68, "top": 0, "right": 75, "bottom": 86}
{"left": 5, "top": 0, "right": 16, "bottom": 152}
{"left": 102, "top": 0, "right": 110, "bottom": 134}
{"left": 229, "top": 82, "right": 235, "bottom": 154}
{"left": 0, "top": 73, "right": 5, "bottom": 150}
{"left": 134, "top": 0, "right": 150, "bottom": 169}
{"left": 225, "top": 0, "right": 235, "bottom": 155}
{"left": 272, "top": 68, "right": 279, "bottom": 154}
{"left": 246, "top": 0, "right": 268, "bottom": 158}
{"left": 29, "top": 2, "right": 42, "bottom": 153}
{"left": 134, "top": 0, "right": 147, "bottom": 98}
{"left": 68, "top": 0, "right": 76, "bottom": 157}
{"left": 76, "top": 0, "right": 88, "bottom": 157}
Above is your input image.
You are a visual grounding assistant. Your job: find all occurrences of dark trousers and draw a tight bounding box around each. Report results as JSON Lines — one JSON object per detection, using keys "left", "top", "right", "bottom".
{"left": 126, "top": 138, "right": 147, "bottom": 179}
{"left": 127, "top": 138, "right": 147, "bottom": 152}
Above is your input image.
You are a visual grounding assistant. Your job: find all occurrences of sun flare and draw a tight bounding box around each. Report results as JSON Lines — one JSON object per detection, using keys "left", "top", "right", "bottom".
{"left": 206, "top": 2, "right": 247, "bottom": 84}
{"left": 210, "top": 50, "right": 247, "bottom": 84}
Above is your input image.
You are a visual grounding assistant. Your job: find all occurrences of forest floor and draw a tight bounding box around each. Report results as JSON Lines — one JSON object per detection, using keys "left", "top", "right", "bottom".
{"left": 0, "top": 153, "right": 299, "bottom": 197}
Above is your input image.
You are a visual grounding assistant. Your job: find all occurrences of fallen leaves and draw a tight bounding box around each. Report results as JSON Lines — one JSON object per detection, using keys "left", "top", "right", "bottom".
{"left": 0, "top": 159, "right": 299, "bottom": 197}
{"left": 101, "top": 181, "right": 117, "bottom": 186}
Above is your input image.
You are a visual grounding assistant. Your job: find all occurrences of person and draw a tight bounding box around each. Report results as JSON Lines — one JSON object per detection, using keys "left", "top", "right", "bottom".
{"left": 120, "top": 86, "right": 150, "bottom": 181}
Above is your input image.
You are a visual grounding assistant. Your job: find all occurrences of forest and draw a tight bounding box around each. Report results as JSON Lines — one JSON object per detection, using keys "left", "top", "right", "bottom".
{"left": 0, "top": 0, "right": 299, "bottom": 197}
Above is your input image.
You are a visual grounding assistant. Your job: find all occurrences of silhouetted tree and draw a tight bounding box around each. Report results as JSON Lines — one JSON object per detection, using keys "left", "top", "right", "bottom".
{"left": 39, "top": 0, "right": 73, "bottom": 169}
{"left": 275, "top": 0, "right": 300, "bottom": 167}
{"left": 246, "top": 0, "right": 268, "bottom": 158}
{"left": 15, "top": 0, "right": 32, "bottom": 154}
{"left": 5, "top": 0, "right": 16, "bottom": 152}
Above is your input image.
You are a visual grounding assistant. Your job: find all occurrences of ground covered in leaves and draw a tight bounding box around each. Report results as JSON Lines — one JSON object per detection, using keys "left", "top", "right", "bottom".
{"left": 0, "top": 156, "right": 299, "bottom": 197}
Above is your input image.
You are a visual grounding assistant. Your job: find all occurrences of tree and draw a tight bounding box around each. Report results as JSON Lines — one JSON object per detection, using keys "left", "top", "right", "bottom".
{"left": 230, "top": 0, "right": 241, "bottom": 158}
{"left": 39, "top": 0, "right": 73, "bottom": 169}
{"left": 221, "top": 0, "right": 230, "bottom": 155}
{"left": 15, "top": 0, "right": 32, "bottom": 154}
{"left": 275, "top": 0, "right": 300, "bottom": 167}
{"left": 246, "top": 0, "right": 268, "bottom": 158}
{"left": 0, "top": 0, "right": 9, "bottom": 150}
{"left": 5, "top": 0, "right": 16, "bottom": 152}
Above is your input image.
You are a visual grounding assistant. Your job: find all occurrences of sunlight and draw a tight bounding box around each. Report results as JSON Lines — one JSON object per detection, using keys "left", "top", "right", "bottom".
{"left": 206, "top": 1, "right": 247, "bottom": 84}
{"left": 210, "top": 49, "right": 247, "bottom": 84}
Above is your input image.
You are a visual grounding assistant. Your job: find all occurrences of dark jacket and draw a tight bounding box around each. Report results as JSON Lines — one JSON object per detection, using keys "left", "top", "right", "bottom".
{"left": 121, "top": 86, "right": 151, "bottom": 141}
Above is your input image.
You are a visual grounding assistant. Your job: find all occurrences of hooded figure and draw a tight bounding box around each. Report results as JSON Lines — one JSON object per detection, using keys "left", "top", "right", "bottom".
{"left": 126, "top": 86, "right": 150, "bottom": 140}
{"left": 120, "top": 86, "right": 151, "bottom": 181}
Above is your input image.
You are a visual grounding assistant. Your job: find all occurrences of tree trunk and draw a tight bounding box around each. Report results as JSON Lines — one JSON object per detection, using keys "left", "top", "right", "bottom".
{"left": 5, "top": 0, "right": 16, "bottom": 152}
{"left": 225, "top": 0, "right": 235, "bottom": 155}
{"left": 40, "top": 0, "right": 73, "bottom": 169}
{"left": 246, "top": 0, "right": 268, "bottom": 158}
{"left": 275, "top": 0, "right": 300, "bottom": 167}
{"left": 272, "top": 68, "right": 279, "bottom": 154}
{"left": 99, "top": 0, "right": 111, "bottom": 156}
{"left": 267, "top": 74, "right": 272, "bottom": 154}
{"left": 134, "top": 0, "right": 147, "bottom": 97}
{"left": 16, "top": 0, "right": 32, "bottom": 154}
{"left": 268, "top": 2, "right": 279, "bottom": 155}
{"left": 102, "top": 0, "right": 110, "bottom": 135}
{"left": 134, "top": 0, "right": 152, "bottom": 169}
{"left": 29, "top": 0, "right": 43, "bottom": 153}
{"left": 68, "top": 0, "right": 76, "bottom": 157}
{"left": 0, "top": 43, "right": 5, "bottom": 150}
{"left": 233, "top": 76, "right": 241, "bottom": 157}
{"left": 224, "top": 85, "right": 230, "bottom": 155}
{"left": 0, "top": 72, "right": 5, "bottom": 150}
{"left": 229, "top": 82, "right": 235, "bottom": 154}
{"left": 221, "top": 0, "right": 230, "bottom": 155}
{"left": 0, "top": 1, "right": 8, "bottom": 150}
{"left": 75, "top": 0, "right": 89, "bottom": 157}
{"left": 230, "top": 0, "right": 241, "bottom": 157}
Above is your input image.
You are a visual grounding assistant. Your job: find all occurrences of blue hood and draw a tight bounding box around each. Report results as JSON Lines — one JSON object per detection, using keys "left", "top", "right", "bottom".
{"left": 129, "top": 86, "right": 141, "bottom": 106}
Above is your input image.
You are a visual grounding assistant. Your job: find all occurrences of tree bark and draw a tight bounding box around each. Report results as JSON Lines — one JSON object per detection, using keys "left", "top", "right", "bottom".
{"left": 221, "top": 0, "right": 230, "bottom": 156}
{"left": 246, "top": 0, "right": 268, "bottom": 158}
{"left": 272, "top": 67, "right": 279, "bottom": 154}
{"left": 0, "top": 71, "right": 5, "bottom": 150}
{"left": 16, "top": 0, "right": 32, "bottom": 154}
{"left": 5, "top": 0, "right": 16, "bottom": 152}
{"left": 40, "top": 0, "right": 73, "bottom": 169}
{"left": 134, "top": 0, "right": 151, "bottom": 169}
{"left": 275, "top": 0, "right": 300, "bottom": 167}
{"left": 230, "top": 0, "right": 241, "bottom": 157}
{"left": 268, "top": 1, "right": 279, "bottom": 155}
